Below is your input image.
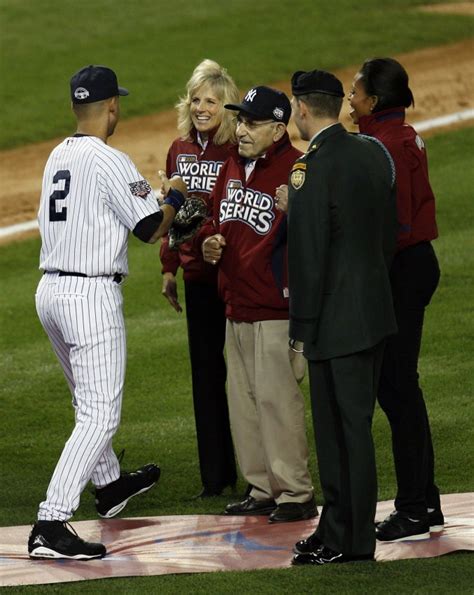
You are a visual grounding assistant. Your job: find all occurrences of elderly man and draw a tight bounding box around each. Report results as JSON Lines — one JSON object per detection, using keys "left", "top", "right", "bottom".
{"left": 197, "top": 86, "right": 316, "bottom": 523}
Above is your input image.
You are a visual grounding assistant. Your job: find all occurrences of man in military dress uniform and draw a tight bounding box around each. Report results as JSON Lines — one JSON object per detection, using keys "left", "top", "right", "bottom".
{"left": 286, "top": 69, "right": 398, "bottom": 565}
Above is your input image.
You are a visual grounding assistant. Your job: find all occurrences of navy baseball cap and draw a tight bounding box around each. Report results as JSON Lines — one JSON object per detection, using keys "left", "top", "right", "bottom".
{"left": 70, "top": 65, "right": 129, "bottom": 104}
{"left": 225, "top": 86, "right": 291, "bottom": 124}
{"left": 291, "top": 70, "right": 344, "bottom": 98}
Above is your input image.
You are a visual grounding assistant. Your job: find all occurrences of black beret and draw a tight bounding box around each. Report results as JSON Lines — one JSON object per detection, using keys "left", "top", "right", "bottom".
{"left": 291, "top": 70, "right": 344, "bottom": 98}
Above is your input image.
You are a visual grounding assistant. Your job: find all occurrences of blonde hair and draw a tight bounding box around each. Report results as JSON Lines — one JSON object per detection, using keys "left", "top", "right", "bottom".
{"left": 176, "top": 59, "right": 240, "bottom": 145}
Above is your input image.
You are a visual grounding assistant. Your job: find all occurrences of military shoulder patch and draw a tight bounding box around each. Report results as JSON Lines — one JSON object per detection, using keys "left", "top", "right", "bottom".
{"left": 291, "top": 162, "right": 306, "bottom": 171}
{"left": 129, "top": 180, "right": 152, "bottom": 199}
{"left": 290, "top": 162, "right": 306, "bottom": 190}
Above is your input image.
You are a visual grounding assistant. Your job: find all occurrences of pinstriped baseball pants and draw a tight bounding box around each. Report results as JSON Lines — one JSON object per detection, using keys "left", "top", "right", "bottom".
{"left": 35, "top": 273, "right": 125, "bottom": 521}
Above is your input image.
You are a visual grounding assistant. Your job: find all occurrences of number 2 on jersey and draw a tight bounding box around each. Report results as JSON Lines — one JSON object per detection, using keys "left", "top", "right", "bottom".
{"left": 49, "top": 170, "right": 71, "bottom": 221}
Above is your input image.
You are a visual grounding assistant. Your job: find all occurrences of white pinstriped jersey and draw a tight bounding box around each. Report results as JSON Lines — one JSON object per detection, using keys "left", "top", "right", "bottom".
{"left": 38, "top": 135, "right": 160, "bottom": 276}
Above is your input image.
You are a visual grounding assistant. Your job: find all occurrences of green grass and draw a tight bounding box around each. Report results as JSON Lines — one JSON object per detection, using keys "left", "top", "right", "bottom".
{"left": 0, "top": 0, "right": 472, "bottom": 590}
{"left": 0, "top": 125, "right": 473, "bottom": 591}
{"left": 4, "top": 556, "right": 474, "bottom": 594}
{"left": 0, "top": 0, "right": 473, "bottom": 148}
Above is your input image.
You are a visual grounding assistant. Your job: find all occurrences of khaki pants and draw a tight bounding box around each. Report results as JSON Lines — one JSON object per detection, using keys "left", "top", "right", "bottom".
{"left": 225, "top": 319, "right": 313, "bottom": 504}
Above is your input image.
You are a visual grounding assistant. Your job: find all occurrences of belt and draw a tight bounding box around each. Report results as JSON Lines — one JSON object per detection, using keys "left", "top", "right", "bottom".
{"left": 45, "top": 271, "right": 123, "bottom": 283}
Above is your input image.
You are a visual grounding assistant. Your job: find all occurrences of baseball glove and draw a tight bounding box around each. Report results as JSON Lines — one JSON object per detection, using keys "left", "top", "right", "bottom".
{"left": 168, "top": 196, "right": 208, "bottom": 249}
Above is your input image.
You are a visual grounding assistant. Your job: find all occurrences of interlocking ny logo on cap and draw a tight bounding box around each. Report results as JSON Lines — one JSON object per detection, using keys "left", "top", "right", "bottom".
{"left": 244, "top": 88, "right": 257, "bottom": 102}
{"left": 74, "top": 87, "right": 90, "bottom": 100}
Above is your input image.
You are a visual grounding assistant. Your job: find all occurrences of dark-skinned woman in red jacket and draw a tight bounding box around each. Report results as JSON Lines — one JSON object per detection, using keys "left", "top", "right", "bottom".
{"left": 349, "top": 57, "right": 443, "bottom": 542}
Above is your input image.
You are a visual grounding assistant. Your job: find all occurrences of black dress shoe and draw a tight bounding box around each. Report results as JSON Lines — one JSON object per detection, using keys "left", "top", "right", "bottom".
{"left": 224, "top": 496, "right": 276, "bottom": 516}
{"left": 243, "top": 483, "right": 253, "bottom": 498}
{"left": 191, "top": 487, "right": 224, "bottom": 500}
{"left": 292, "top": 546, "right": 374, "bottom": 566}
{"left": 428, "top": 509, "right": 444, "bottom": 532}
{"left": 268, "top": 495, "right": 318, "bottom": 523}
{"left": 294, "top": 531, "right": 322, "bottom": 554}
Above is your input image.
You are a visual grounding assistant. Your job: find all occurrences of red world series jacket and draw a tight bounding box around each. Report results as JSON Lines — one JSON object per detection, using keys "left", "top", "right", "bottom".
{"left": 358, "top": 107, "right": 438, "bottom": 252}
{"left": 159, "top": 130, "right": 235, "bottom": 283}
{"left": 196, "top": 133, "right": 302, "bottom": 323}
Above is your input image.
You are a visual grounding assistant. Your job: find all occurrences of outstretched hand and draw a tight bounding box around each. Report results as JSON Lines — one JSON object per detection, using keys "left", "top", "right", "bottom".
{"left": 158, "top": 170, "right": 188, "bottom": 200}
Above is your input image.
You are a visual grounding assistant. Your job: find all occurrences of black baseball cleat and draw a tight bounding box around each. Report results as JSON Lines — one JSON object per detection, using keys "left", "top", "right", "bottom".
{"left": 376, "top": 510, "right": 430, "bottom": 542}
{"left": 96, "top": 463, "right": 161, "bottom": 518}
{"left": 294, "top": 531, "right": 322, "bottom": 554}
{"left": 292, "top": 546, "right": 374, "bottom": 566}
{"left": 28, "top": 520, "right": 106, "bottom": 560}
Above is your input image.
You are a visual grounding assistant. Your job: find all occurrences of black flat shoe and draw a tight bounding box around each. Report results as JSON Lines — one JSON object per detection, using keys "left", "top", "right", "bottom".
{"left": 191, "top": 487, "right": 223, "bottom": 500}
{"left": 190, "top": 482, "right": 237, "bottom": 500}
{"left": 376, "top": 510, "right": 430, "bottom": 542}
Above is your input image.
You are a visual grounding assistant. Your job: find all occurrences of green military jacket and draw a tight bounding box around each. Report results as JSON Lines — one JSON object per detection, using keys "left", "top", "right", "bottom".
{"left": 287, "top": 123, "right": 397, "bottom": 361}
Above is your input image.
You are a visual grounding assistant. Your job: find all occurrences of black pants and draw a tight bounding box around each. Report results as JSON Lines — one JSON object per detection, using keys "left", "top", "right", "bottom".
{"left": 184, "top": 280, "right": 236, "bottom": 491}
{"left": 309, "top": 342, "right": 385, "bottom": 557}
{"left": 378, "top": 242, "right": 441, "bottom": 517}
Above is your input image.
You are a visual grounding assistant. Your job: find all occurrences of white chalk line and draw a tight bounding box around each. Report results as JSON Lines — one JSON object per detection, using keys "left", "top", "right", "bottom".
{"left": 415, "top": 109, "right": 474, "bottom": 132}
{"left": 1, "top": 108, "right": 473, "bottom": 240}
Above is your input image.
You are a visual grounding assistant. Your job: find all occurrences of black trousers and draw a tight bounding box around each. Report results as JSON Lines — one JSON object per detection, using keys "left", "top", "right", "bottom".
{"left": 378, "top": 242, "right": 441, "bottom": 517}
{"left": 184, "top": 280, "right": 236, "bottom": 491}
{"left": 309, "top": 342, "right": 385, "bottom": 557}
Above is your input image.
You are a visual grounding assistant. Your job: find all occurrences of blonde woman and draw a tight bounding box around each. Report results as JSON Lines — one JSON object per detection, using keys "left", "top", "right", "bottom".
{"left": 160, "top": 60, "right": 239, "bottom": 497}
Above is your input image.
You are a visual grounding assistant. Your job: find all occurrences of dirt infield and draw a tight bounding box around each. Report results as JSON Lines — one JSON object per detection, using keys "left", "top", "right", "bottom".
{"left": 420, "top": 1, "right": 474, "bottom": 14}
{"left": 0, "top": 38, "right": 473, "bottom": 240}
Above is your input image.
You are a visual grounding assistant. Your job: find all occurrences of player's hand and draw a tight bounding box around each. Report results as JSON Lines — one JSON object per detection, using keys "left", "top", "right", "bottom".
{"left": 161, "top": 272, "right": 182, "bottom": 313}
{"left": 202, "top": 234, "right": 226, "bottom": 264}
{"left": 169, "top": 175, "right": 188, "bottom": 199}
{"left": 157, "top": 170, "right": 171, "bottom": 199}
{"left": 158, "top": 171, "right": 188, "bottom": 200}
{"left": 275, "top": 184, "right": 289, "bottom": 213}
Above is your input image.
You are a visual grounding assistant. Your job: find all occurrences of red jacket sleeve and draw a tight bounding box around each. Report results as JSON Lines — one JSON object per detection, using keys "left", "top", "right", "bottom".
{"left": 388, "top": 139, "right": 414, "bottom": 250}
{"left": 194, "top": 159, "right": 227, "bottom": 249}
{"left": 159, "top": 147, "right": 180, "bottom": 275}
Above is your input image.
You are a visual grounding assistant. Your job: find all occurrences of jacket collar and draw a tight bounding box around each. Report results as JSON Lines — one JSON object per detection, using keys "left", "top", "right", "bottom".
{"left": 190, "top": 126, "right": 218, "bottom": 146}
{"left": 307, "top": 122, "right": 344, "bottom": 152}
{"left": 358, "top": 107, "right": 406, "bottom": 135}
{"left": 237, "top": 131, "right": 293, "bottom": 168}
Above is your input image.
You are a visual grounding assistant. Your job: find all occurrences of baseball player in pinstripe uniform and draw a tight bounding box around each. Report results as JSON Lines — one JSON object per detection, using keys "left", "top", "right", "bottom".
{"left": 28, "top": 65, "right": 188, "bottom": 560}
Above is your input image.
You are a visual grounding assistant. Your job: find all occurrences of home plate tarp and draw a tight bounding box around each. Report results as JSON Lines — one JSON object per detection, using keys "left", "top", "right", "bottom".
{"left": 1, "top": 493, "right": 472, "bottom": 587}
